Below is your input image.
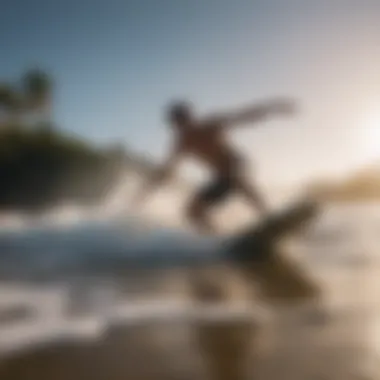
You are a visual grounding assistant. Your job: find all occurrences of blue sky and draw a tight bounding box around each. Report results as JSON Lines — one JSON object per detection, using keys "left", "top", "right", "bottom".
{"left": 1, "top": 0, "right": 380, "bottom": 185}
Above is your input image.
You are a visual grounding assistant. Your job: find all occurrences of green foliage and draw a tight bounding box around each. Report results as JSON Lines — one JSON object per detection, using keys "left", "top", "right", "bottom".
{"left": 0, "top": 126, "right": 125, "bottom": 212}
{"left": 0, "top": 68, "right": 137, "bottom": 213}
{"left": 21, "top": 68, "right": 52, "bottom": 111}
{"left": 0, "top": 83, "right": 20, "bottom": 111}
{"left": 0, "top": 68, "right": 52, "bottom": 125}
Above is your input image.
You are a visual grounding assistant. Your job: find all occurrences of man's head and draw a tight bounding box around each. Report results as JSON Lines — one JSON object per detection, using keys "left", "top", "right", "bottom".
{"left": 166, "top": 100, "right": 194, "bottom": 130}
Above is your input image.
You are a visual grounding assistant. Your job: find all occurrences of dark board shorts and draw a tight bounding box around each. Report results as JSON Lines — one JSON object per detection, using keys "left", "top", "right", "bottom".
{"left": 196, "top": 152, "right": 246, "bottom": 206}
{"left": 196, "top": 174, "right": 239, "bottom": 205}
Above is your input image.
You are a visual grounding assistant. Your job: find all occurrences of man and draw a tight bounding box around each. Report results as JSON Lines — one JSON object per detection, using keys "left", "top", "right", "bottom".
{"left": 133, "top": 98, "right": 296, "bottom": 234}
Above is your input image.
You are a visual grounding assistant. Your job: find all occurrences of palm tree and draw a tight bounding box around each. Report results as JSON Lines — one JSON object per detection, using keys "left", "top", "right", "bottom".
{"left": 0, "top": 68, "right": 54, "bottom": 129}
{"left": 22, "top": 68, "right": 53, "bottom": 123}
{"left": 0, "top": 82, "right": 21, "bottom": 127}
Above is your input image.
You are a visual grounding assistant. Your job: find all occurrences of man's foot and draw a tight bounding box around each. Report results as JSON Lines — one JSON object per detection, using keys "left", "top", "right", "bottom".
{"left": 191, "top": 219, "right": 218, "bottom": 236}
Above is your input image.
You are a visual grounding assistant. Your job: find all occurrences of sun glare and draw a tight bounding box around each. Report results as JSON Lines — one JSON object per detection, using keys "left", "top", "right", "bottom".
{"left": 362, "top": 109, "right": 380, "bottom": 161}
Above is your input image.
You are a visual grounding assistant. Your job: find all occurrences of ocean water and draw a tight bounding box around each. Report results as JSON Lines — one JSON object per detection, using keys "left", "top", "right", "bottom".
{"left": 0, "top": 201, "right": 380, "bottom": 378}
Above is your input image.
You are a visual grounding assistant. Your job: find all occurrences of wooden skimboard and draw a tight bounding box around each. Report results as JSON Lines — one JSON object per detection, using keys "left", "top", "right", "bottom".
{"left": 223, "top": 199, "right": 321, "bottom": 303}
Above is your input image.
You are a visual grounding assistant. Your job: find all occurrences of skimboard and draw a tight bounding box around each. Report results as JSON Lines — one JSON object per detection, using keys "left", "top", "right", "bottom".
{"left": 223, "top": 199, "right": 321, "bottom": 303}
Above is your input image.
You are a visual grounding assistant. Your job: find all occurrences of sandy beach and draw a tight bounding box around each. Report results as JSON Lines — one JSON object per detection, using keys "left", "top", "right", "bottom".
{"left": 0, "top": 262, "right": 378, "bottom": 380}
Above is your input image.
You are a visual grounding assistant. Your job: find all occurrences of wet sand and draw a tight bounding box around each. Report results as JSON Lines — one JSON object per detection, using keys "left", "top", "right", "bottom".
{"left": 0, "top": 264, "right": 378, "bottom": 380}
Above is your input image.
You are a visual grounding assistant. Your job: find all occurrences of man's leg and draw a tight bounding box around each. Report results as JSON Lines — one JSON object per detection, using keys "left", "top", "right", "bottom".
{"left": 186, "top": 178, "right": 229, "bottom": 235}
{"left": 186, "top": 195, "right": 215, "bottom": 234}
{"left": 237, "top": 177, "right": 268, "bottom": 216}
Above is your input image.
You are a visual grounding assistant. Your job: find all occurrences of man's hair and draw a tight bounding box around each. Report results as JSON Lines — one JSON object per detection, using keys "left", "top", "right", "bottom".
{"left": 166, "top": 100, "right": 192, "bottom": 122}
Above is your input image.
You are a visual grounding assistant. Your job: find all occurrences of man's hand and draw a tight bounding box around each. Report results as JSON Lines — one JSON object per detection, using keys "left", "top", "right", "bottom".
{"left": 129, "top": 167, "right": 169, "bottom": 212}
{"left": 268, "top": 98, "right": 297, "bottom": 117}
{"left": 127, "top": 140, "right": 181, "bottom": 214}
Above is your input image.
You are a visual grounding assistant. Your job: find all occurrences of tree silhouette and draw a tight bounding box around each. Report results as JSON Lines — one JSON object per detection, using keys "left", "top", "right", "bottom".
{"left": 0, "top": 68, "right": 53, "bottom": 128}
{"left": 22, "top": 68, "right": 53, "bottom": 122}
{"left": 0, "top": 82, "right": 21, "bottom": 126}
{"left": 0, "top": 68, "right": 132, "bottom": 212}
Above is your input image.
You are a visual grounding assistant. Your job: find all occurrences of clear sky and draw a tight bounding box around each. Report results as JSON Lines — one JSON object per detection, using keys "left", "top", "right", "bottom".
{"left": 1, "top": 0, "right": 380, "bottom": 186}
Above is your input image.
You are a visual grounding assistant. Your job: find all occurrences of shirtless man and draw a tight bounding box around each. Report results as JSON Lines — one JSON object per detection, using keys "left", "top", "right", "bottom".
{"left": 134, "top": 98, "right": 296, "bottom": 234}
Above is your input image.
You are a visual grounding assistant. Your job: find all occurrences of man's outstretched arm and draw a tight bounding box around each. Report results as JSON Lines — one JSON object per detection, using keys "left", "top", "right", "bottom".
{"left": 210, "top": 98, "right": 297, "bottom": 129}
